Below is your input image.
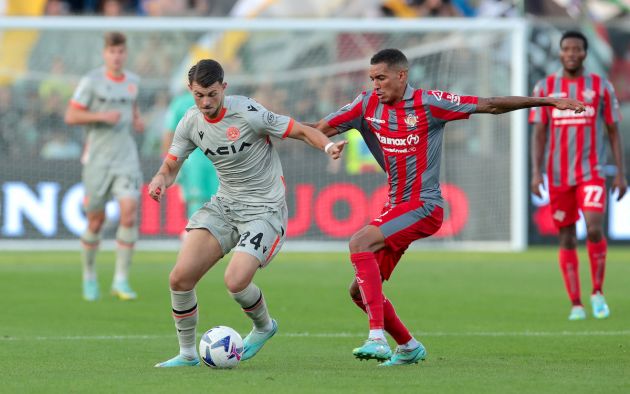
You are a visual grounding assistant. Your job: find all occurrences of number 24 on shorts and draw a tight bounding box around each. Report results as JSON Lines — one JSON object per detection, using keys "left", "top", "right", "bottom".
{"left": 238, "top": 231, "right": 264, "bottom": 250}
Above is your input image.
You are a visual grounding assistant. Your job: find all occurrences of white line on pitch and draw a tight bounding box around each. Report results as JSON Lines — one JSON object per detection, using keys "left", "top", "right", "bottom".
{"left": 2, "top": 330, "right": 630, "bottom": 341}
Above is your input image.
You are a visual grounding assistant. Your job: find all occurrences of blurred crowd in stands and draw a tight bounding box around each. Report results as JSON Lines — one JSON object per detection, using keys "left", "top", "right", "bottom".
{"left": 18, "top": 0, "right": 626, "bottom": 19}
{"left": 0, "top": 0, "right": 629, "bottom": 166}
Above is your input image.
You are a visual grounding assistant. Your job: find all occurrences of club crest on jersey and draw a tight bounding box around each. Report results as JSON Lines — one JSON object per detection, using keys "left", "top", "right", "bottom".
{"left": 127, "top": 84, "right": 137, "bottom": 95}
{"left": 582, "top": 89, "right": 595, "bottom": 102}
{"left": 404, "top": 114, "right": 419, "bottom": 127}
{"left": 226, "top": 127, "right": 240, "bottom": 141}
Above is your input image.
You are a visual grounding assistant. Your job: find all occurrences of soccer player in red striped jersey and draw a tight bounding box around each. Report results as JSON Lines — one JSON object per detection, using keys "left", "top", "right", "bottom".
{"left": 312, "top": 48, "right": 584, "bottom": 366}
{"left": 530, "top": 31, "right": 627, "bottom": 321}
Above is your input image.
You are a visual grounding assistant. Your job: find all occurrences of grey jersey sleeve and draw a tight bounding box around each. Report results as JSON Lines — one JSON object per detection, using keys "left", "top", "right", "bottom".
{"left": 166, "top": 111, "right": 197, "bottom": 162}
{"left": 70, "top": 75, "right": 93, "bottom": 109}
{"left": 243, "top": 98, "right": 294, "bottom": 139}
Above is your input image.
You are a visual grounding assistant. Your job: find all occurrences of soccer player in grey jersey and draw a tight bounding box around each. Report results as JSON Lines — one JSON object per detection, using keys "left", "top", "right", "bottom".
{"left": 150, "top": 59, "right": 346, "bottom": 367}
{"left": 64, "top": 32, "right": 144, "bottom": 302}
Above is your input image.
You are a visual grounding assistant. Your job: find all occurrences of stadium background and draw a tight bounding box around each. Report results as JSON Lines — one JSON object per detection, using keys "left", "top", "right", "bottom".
{"left": 0, "top": 0, "right": 629, "bottom": 249}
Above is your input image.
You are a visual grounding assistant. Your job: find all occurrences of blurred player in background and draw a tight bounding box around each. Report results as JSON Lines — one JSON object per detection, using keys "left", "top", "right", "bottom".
{"left": 64, "top": 31, "right": 144, "bottom": 302}
{"left": 161, "top": 90, "right": 219, "bottom": 225}
{"left": 312, "top": 48, "right": 585, "bottom": 367}
{"left": 530, "top": 31, "right": 627, "bottom": 321}
{"left": 149, "top": 59, "right": 346, "bottom": 367}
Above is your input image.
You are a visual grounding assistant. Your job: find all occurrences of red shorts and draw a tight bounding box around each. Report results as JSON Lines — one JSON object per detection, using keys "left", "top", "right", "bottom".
{"left": 370, "top": 200, "right": 444, "bottom": 280}
{"left": 548, "top": 178, "right": 606, "bottom": 228}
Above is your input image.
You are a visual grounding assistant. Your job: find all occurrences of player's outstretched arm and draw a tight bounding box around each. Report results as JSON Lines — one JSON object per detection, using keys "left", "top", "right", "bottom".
{"left": 476, "top": 96, "right": 585, "bottom": 115}
{"left": 148, "top": 158, "right": 183, "bottom": 202}
{"left": 605, "top": 122, "right": 628, "bottom": 201}
{"left": 287, "top": 121, "right": 347, "bottom": 159}
{"left": 303, "top": 119, "right": 339, "bottom": 138}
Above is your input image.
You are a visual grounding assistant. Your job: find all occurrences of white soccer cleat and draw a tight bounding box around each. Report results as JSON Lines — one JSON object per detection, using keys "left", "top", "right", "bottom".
{"left": 590, "top": 292, "right": 610, "bottom": 319}
{"left": 568, "top": 305, "right": 586, "bottom": 321}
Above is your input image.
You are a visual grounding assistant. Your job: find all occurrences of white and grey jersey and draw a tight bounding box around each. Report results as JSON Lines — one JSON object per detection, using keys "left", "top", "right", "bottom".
{"left": 70, "top": 66, "right": 141, "bottom": 173}
{"left": 167, "top": 95, "right": 294, "bottom": 208}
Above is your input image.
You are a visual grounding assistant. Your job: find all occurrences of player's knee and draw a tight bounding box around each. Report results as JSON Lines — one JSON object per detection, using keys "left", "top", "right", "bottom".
{"left": 169, "top": 270, "right": 194, "bottom": 292}
{"left": 224, "top": 273, "right": 249, "bottom": 294}
{"left": 586, "top": 226, "right": 603, "bottom": 242}
{"left": 349, "top": 234, "right": 369, "bottom": 253}
{"left": 559, "top": 236, "right": 577, "bottom": 250}
{"left": 88, "top": 217, "right": 105, "bottom": 233}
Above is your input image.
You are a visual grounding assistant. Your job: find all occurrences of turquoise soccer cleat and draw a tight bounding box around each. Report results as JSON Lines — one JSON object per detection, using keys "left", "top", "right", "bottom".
{"left": 154, "top": 354, "right": 200, "bottom": 368}
{"left": 82, "top": 279, "right": 99, "bottom": 301}
{"left": 111, "top": 280, "right": 137, "bottom": 301}
{"left": 352, "top": 338, "right": 392, "bottom": 361}
{"left": 590, "top": 292, "right": 610, "bottom": 319}
{"left": 241, "top": 319, "right": 278, "bottom": 361}
{"left": 568, "top": 305, "right": 586, "bottom": 321}
{"left": 379, "top": 344, "right": 427, "bottom": 367}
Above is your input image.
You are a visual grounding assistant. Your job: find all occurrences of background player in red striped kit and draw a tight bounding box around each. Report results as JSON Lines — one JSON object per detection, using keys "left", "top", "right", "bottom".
{"left": 530, "top": 31, "right": 627, "bottom": 321}
{"left": 312, "top": 48, "right": 585, "bottom": 366}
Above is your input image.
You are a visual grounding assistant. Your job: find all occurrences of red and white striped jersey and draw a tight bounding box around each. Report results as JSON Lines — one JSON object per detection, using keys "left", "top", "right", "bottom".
{"left": 529, "top": 70, "right": 620, "bottom": 187}
{"left": 326, "top": 85, "right": 478, "bottom": 207}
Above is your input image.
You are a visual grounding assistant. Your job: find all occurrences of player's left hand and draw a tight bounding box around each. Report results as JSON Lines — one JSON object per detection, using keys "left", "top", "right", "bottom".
{"left": 552, "top": 98, "right": 585, "bottom": 113}
{"left": 326, "top": 140, "right": 347, "bottom": 160}
{"left": 613, "top": 174, "right": 628, "bottom": 201}
{"left": 133, "top": 117, "right": 145, "bottom": 133}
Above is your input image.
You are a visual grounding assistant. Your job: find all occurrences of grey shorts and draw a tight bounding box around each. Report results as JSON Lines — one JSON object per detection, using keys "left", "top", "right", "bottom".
{"left": 82, "top": 166, "right": 141, "bottom": 212}
{"left": 187, "top": 196, "right": 288, "bottom": 267}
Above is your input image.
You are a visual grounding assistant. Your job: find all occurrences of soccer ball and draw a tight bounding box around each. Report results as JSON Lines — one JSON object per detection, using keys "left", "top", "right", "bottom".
{"left": 199, "top": 326, "right": 243, "bottom": 369}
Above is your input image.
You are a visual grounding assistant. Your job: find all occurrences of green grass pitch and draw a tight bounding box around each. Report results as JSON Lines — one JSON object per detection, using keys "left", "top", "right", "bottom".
{"left": 1, "top": 248, "right": 629, "bottom": 393}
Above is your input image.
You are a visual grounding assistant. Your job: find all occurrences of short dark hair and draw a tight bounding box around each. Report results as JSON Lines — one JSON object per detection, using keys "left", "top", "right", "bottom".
{"left": 370, "top": 48, "right": 408, "bottom": 70}
{"left": 188, "top": 59, "right": 224, "bottom": 88}
{"left": 104, "top": 31, "right": 126, "bottom": 47}
{"left": 560, "top": 31, "right": 588, "bottom": 51}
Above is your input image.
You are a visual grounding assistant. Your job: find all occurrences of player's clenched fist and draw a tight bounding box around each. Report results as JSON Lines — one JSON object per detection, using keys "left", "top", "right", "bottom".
{"left": 148, "top": 174, "right": 166, "bottom": 202}
{"left": 326, "top": 140, "right": 347, "bottom": 160}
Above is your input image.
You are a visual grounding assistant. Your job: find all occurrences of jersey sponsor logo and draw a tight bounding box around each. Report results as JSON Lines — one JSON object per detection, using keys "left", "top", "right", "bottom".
{"left": 548, "top": 92, "right": 567, "bottom": 98}
{"left": 204, "top": 141, "right": 252, "bottom": 156}
{"left": 404, "top": 114, "right": 418, "bottom": 127}
{"left": 247, "top": 105, "right": 258, "bottom": 112}
{"left": 582, "top": 89, "right": 596, "bottom": 102}
{"left": 262, "top": 111, "right": 278, "bottom": 126}
{"left": 373, "top": 130, "right": 421, "bottom": 154}
{"left": 365, "top": 116, "right": 385, "bottom": 124}
{"left": 226, "top": 127, "right": 240, "bottom": 141}
{"left": 198, "top": 130, "right": 205, "bottom": 140}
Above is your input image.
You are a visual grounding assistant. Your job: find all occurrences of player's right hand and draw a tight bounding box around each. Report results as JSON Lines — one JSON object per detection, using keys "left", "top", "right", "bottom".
{"left": 530, "top": 172, "right": 544, "bottom": 198}
{"left": 100, "top": 111, "right": 121, "bottom": 125}
{"left": 148, "top": 175, "right": 166, "bottom": 202}
{"left": 552, "top": 98, "right": 585, "bottom": 113}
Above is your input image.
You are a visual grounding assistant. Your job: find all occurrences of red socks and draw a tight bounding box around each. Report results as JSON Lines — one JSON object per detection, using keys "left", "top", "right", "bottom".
{"left": 587, "top": 238, "right": 607, "bottom": 294}
{"left": 350, "top": 252, "right": 384, "bottom": 330}
{"left": 351, "top": 296, "right": 412, "bottom": 345}
{"left": 559, "top": 248, "right": 581, "bottom": 305}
